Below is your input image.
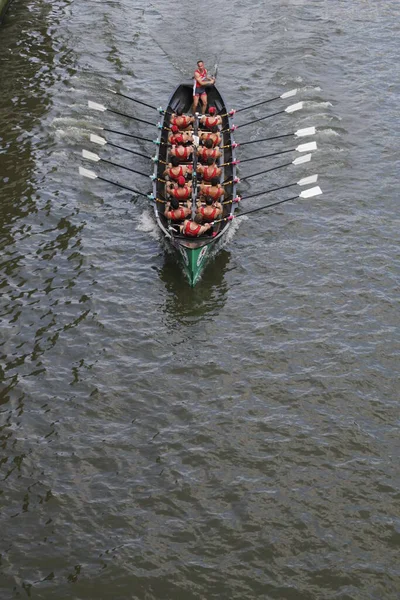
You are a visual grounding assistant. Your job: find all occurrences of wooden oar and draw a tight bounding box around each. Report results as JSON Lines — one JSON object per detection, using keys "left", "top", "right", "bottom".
{"left": 235, "top": 89, "right": 298, "bottom": 113}
{"left": 220, "top": 142, "right": 317, "bottom": 167}
{"left": 223, "top": 175, "right": 318, "bottom": 204}
{"left": 211, "top": 186, "right": 322, "bottom": 224}
{"left": 88, "top": 101, "right": 154, "bottom": 126}
{"left": 239, "top": 154, "right": 312, "bottom": 183}
{"left": 82, "top": 150, "right": 150, "bottom": 178}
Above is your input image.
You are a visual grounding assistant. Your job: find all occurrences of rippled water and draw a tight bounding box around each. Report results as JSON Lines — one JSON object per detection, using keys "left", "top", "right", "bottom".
{"left": 1, "top": 0, "right": 399, "bottom": 598}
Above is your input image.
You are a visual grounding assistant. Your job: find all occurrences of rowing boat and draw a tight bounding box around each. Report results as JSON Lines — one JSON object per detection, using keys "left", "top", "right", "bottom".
{"left": 152, "top": 83, "right": 237, "bottom": 287}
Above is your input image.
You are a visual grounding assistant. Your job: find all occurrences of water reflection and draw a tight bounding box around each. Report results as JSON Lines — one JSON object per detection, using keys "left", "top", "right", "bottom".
{"left": 160, "top": 249, "right": 231, "bottom": 323}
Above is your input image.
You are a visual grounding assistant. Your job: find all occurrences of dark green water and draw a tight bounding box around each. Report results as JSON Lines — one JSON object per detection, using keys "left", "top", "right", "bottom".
{"left": 1, "top": 1, "right": 399, "bottom": 598}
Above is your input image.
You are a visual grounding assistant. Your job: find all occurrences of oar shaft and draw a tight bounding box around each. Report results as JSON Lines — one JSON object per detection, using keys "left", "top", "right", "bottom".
{"left": 240, "top": 133, "right": 293, "bottom": 146}
{"left": 241, "top": 161, "right": 292, "bottom": 182}
{"left": 108, "top": 107, "right": 154, "bottom": 126}
{"left": 108, "top": 90, "right": 157, "bottom": 111}
{"left": 237, "top": 195, "right": 298, "bottom": 217}
{"left": 101, "top": 157, "right": 148, "bottom": 177}
{"left": 106, "top": 140, "right": 150, "bottom": 160}
{"left": 96, "top": 175, "right": 149, "bottom": 198}
{"left": 237, "top": 108, "right": 285, "bottom": 129}
{"left": 239, "top": 148, "right": 293, "bottom": 164}
{"left": 241, "top": 182, "right": 296, "bottom": 201}
{"left": 236, "top": 95, "right": 281, "bottom": 113}
{"left": 101, "top": 127, "right": 153, "bottom": 142}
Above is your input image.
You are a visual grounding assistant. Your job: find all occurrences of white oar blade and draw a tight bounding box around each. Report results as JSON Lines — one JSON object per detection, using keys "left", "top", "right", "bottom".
{"left": 300, "top": 186, "right": 322, "bottom": 199}
{"left": 79, "top": 166, "right": 98, "bottom": 180}
{"left": 295, "top": 126, "right": 316, "bottom": 138}
{"left": 106, "top": 88, "right": 117, "bottom": 94}
{"left": 297, "top": 141, "right": 317, "bottom": 153}
{"left": 293, "top": 153, "right": 311, "bottom": 165}
{"left": 88, "top": 100, "right": 107, "bottom": 112}
{"left": 281, "top": 88, "right": 297, "bottom": 99}
{"left": 82, "top": 149, "right": 101, "bottom": 162}
{"left": 298, "top": 174, "right": 318, "bottom": 186}
{"left": 285, "top": 101, "right": 303, "bottom": 114}
{"left": 90, "top": 133, "right": 107, "bottom": 146}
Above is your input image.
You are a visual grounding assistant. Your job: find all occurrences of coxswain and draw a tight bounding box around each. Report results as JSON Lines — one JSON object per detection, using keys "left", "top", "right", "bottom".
{"left": 164, "top": 156, "right": 193, "bottom": 181}
{"left": 198, "top": 177, "right": 224, "bottom": 202}
{"left": 164, "top": 197, "right": 191, "bottom": 221}
{"left": 170, "top": 109, "right": 194, "bottom": 130}
{"left": 197, "top": 138, "right": 222, "bottom": 163}
{"left": 199, "top": 107, "right": 222, "bottom": 130}
{"left": 168, "top": 127, "right": 193, "bottom": 146}
{"left": 180, "top": 213, "right": 212, "bottom": 237}
{"left": 193, "top": 60, "right": 215, "bottom": 115}
{"left": 170, "top": 144, "right": 194, "bottom": 162}
{"left": 198, "top": 156, "right": 222, "bottom": 183}
{"left": 199, "top": 125, "right": 221, "bottom": 148}
{"left": 166, "top": 176, "right": 192, "bottom": 201}
{"left": 196, "top": 196, "right": 222, "bottom": 221}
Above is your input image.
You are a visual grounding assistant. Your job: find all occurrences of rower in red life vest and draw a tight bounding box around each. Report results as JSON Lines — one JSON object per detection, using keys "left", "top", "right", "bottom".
{"left": 164, "top": 197, "right": 191, "bottom": 221}
{"left": 164, "top": 156, "right": 193, "bottom": 181}
{"left": 170, "top": 109, "right": 194, "bottom": 130}
{"left": 197, "top": 138, "right": 222, "bottom": 163}
{"left": 193, "top": 60, "right": 216, "bottom": 114}
{"left": 180, "top": 213, "right": 212, "bottom": 237}
{"left": 199, "top": 125, "right": 221, "bottom": 148}
{"left": 199, "top": 107, "right": 222, "bottom": 130}
{"left": 198, "top": 177, "right": 224, "bottom": 202}
{"left": 198, "top": 156, "right": 222, "bottom": 183}
{"left": 170, "top": 144, "right": 194, "bottom": 162}
{"left": 196, "top": 196, "right": 222, "bottom": 222}
{"left": 168, "top": 126, "right": 193, "bottom": 146}
{"left": 166, "top": 176, "right": 192, "bottom": 201}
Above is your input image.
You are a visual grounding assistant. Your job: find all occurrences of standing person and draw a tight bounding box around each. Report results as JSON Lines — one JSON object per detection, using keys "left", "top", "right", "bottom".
{"left": 193, "top": 60, "right": 215, "bottom": 115}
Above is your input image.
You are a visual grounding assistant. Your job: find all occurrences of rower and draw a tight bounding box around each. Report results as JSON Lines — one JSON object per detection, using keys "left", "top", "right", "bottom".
{"left": 198, "top": 177, "right": 224, "bottom": 202}
{"left": 196, "top": 196, "right": 222, "bottom": 221}
{"left": 170, "top": 144, "right": 194, "bottom": 162}
{"left": 199, "top": 125, "right": 221, "bottom": 148}
{"left": 180, "top": 214, "right": 212, "bottom": 237}
{"left": 197, "top": 138, "right": 222, "bottom": 163}
{"left": 170, "top": 109, "right": 194, "bottom": 130}
{"left": 166, "top": 176, "right": 192, "bottom": 201}
{"left": 198, "top": 156, "right": 222, "bottom": 183}
{"left": 168, "top": 127, "right": 193, "bottom": 146}
{"left": 164, "top": 156, "right": 193, "bottom": 181}
{"left": 164, "top": 197, "right": 191, "bottom": 221}
{"left": 193, "top": 60, "right": 215, "bottom": 115}
{"left": 199, "top": 107, "right": 222, "bottom": 130}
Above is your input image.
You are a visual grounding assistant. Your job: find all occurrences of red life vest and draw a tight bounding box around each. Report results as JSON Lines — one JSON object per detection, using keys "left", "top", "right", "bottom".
{"left": 202, "top": 166, "right": 219, "bottom": 182}
{"left": 200, "top": 206, "right": 219, "bottom": 221}
{"left": 172, "top": 186, "right": 191, "bottom": 200}
{"left": 194, "top": 68, "right": 207, "bottom": 88}
{"left": 167, "top": 207, "right": 187, "bottom": 221}
{"left": 184, "top": 221, "right": 202, "bottom": 237}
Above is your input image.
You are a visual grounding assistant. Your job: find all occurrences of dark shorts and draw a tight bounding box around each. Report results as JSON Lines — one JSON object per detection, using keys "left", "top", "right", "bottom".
{"left": 194, "top": 86, "right": 207, "bottom": 97}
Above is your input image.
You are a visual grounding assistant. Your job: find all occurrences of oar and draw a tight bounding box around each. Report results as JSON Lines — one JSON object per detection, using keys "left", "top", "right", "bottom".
{"left": 240, "top": 153, "right": 312, "bottom": 183}
{"left": 88, "top": 101, "right": 154, "bottom": 126}
{"left": 221, "top": 142, "right": 317, "bottom": 167}
{"left": 224, "top": 175, "right": 318, "bottom": 204}
{"left": 82, "top": 150, "right": 150, "bottom": 178}
{"left": 238, "top": 127, "right": 316, "bottom": 147}
{"left": 93, "top": 126, "right": 154, "bottom": 143}
{"left": 235, "top": 89, "right": 298, "bottom": 113}
{"left": 79, "top": 166, "right": 151, "bottom": 198}
{"left": 236, "top": 102, "right": 304, "bottom": 130}
{"left": 212, "top": 186, "right": 322, "bottom": 224}
{"left": 90, "top": 134, "right": 153, "bottom": 161}
{"left": 106, "top": 89, "right": 160, "bottom": 112}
